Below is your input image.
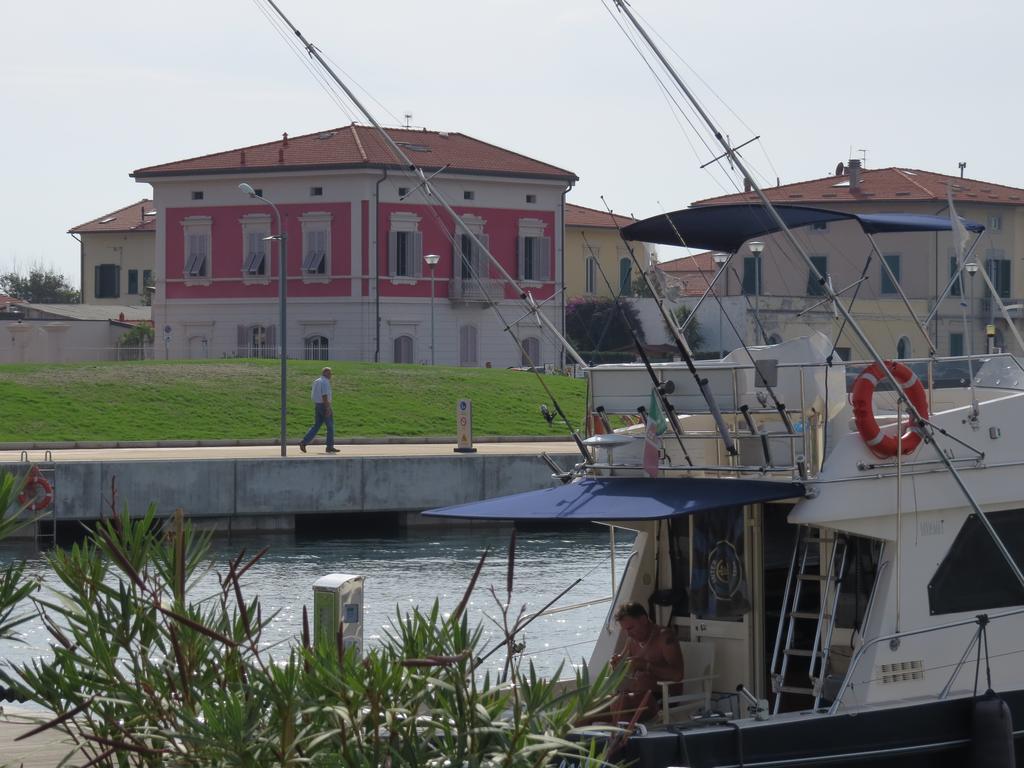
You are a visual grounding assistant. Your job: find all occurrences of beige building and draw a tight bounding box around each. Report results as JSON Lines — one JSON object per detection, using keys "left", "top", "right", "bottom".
{"left": 687, "top": 163, "right": 1024, "bottom": 360}
{"left": 69, "top": 200, "right": 156, "bottom": 305}
{"left": 564, "top": 203, "right": 650, "bottom": 298}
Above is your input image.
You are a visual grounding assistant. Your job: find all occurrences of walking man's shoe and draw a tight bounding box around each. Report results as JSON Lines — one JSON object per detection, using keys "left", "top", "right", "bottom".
{"left": 326, "top": 448, "right": 340, "bottom": 454}
{"left": 298, "top": 443, "right": 307, "bottom": 453}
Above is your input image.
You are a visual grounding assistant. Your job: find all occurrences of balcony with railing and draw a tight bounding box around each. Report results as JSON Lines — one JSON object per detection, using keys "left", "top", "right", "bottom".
{"left": 448, "top": 277, "right": 504, "bottom": 304}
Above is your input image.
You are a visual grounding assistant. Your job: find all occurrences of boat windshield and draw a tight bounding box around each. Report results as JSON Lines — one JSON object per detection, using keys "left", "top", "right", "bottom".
{"left": 844, "top": 355, "right": 1024, "bottom": 393}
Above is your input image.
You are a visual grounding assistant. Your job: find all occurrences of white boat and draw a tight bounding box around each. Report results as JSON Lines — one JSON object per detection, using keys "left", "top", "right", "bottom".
{"left": 426, "top": 201, "right": 1024, "bottom": 767}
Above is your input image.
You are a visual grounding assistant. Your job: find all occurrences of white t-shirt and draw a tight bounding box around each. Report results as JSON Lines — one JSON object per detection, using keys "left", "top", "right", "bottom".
{"left": 311, "top": 375, "right": 333, "bottom": 404}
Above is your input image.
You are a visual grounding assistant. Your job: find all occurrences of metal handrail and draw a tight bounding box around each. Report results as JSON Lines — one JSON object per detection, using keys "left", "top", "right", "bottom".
{"left": 605, "top": 551, "right": 639, "bottom": 633}
{"left": 827, "top": 606, "right": 1024, "bottom": 715}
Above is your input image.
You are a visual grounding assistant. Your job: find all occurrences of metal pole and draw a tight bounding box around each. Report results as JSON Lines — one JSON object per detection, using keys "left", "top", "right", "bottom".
{"left": 430, "top": 263, "right": 436, "bottom": 365}
{"left": 278, "top": 220, "right": 288, "bottom": 457}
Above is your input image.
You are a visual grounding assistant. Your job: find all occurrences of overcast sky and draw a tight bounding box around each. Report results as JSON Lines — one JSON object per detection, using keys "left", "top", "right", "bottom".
{"left": 3, "top": 0, "right": 1022, "bottom": 286}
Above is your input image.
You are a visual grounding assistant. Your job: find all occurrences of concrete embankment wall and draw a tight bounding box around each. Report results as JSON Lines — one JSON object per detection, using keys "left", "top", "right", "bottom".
{"left": 1, "top": 453, "right": 570, "bottom": 535}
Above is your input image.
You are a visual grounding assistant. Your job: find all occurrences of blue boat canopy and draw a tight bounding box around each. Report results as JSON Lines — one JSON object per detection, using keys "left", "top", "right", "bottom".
{"left": 620, "top": 204, "right": 985, "bottom": 253}
{"left": 422, "top": 477, "right": 806, "bottom": 522}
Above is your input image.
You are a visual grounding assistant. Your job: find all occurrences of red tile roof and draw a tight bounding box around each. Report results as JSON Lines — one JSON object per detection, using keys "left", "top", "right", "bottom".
{"left": 132, "top": 124, "right": 576, "bottom": 182}
{"left": 69, "top": 199, "right": 156, "bottom": 234}
{"left": 694, "top": 167, "right": 1024, "bottom": 207}
{"left": 565, "top": 202, "right": 636, "bottom": 228}
{"left": 657, "top": 252, "right": 717, "bottom": 296}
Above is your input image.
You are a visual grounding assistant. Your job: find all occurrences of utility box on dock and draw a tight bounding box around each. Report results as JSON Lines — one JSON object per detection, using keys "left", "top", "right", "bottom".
{"left": 313, "top": 573, "right": 364, "bottom": 657}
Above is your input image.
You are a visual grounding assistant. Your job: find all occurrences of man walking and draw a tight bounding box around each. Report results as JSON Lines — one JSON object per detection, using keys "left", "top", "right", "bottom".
{"left": 299, "top": 367, "right": 340, "bottom": 454}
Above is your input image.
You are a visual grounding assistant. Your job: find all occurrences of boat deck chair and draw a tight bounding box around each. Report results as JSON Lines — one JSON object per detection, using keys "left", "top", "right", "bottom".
{"left": 657, "top": 640, "right": 716, "bottom": 724}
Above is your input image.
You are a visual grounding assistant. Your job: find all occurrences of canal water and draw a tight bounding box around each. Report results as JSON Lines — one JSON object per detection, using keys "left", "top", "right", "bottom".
{"left": 0, "top": 525, "right": 635, "bottom": 693}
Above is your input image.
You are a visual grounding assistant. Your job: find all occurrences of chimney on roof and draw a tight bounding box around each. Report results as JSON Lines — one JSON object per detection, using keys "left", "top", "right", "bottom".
{"left": 278, "top": 148, "right": 284, "bottom": 164}
{"left": 240, "top": 150, "right": 246, "bottom": 166}
{"left": 282, "top": 132, "right": 289, "bottom": 146}
{"left": 848, "top": 158, "right": 862, "bottom": 190}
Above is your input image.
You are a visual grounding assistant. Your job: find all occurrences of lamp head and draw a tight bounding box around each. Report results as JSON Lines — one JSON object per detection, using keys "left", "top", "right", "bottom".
{"left": 748, "top": 241, "right": 765, "bottom": 256}
{"left": 424, "top": 253, "right": 440, "bottom": 267}
{"left": 965, "top": 261, "right": 979, "bottom": 275}
{"left": 712, "top": 252, "right": 728, "bottom": 265}
{"left": 238, "top": 182, "right": 257, "bottom": 198}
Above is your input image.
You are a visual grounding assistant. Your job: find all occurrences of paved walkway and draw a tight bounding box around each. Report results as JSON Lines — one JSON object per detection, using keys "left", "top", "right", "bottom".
{"left": 0, "top": 441, "right": 578, "bottom": 464}
{"left": 0, "top": 707, "right": 76, "bottom": 767}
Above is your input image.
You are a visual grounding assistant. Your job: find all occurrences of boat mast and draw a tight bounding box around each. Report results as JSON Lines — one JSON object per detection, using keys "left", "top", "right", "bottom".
{"left": 611, "top": 0, "right": 1024, "bottom": 590}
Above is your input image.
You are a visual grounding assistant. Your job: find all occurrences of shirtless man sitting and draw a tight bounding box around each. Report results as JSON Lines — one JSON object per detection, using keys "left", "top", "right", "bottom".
{"left": 579, "top": 602, "right": 684, "bottom": 724}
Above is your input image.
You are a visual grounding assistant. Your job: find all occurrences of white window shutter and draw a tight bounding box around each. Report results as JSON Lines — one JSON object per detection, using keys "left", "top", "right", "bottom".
{"left": 388, "top": 230, "right": 398, "bottom": 276}
{"left": 538, "top": 237, "right": 550, "bottom": 281}
{"left": 413, "top": 231, "right": 423, "bottom": 276}
{"left": 479, "top": 234, "right": 489, "bottom": 276}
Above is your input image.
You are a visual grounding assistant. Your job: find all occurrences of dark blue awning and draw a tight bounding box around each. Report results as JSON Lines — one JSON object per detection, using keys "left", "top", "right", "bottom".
{"left": 422, "top": 477, "right": 806, "bottom": 522}
{"left": 620, "top": 204, "right": 984, "bottom": 252}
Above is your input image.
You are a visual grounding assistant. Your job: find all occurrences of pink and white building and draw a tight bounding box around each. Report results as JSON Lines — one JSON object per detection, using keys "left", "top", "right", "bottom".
{"left": 132, "top": 125, "right": 577, "bottom": 366}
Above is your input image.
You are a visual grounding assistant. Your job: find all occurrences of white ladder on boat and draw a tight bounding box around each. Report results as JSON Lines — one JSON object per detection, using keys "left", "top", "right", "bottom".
{"left": 769, "top": 525, "right": 848, "bottom": 714}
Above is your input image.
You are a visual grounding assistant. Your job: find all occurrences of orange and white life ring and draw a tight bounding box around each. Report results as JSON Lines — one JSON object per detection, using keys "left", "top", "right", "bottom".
{"left": 851, "top": 361, "right": 929, "bottom": 459}
{"left": 18, "top": 467, "right": 53, "bottom": 512}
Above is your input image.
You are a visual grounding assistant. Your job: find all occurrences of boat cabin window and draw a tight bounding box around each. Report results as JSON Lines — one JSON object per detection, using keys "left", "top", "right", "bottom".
{"left": 928, "top": 510, "right": 1024, "bottom": 615}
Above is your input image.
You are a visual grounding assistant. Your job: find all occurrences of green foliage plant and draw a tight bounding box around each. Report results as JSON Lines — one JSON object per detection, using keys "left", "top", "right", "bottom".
{"left": 6, "top": 506, "right": 626, "bottom": 766}
{"left": 0, "top": 265, "right": 80, "bottom": 304}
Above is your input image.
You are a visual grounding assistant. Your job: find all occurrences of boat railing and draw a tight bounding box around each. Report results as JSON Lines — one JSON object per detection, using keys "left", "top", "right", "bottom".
{"left": 587, "top": 353, "right": 1024, "bottom": 480}
{"left": 827, "top": 606, "right": 1024, "bottom": 715}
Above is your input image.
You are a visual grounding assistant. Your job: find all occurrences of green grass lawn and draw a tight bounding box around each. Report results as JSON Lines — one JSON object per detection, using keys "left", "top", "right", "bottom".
{"left": 0, "top": 360, "right": 587, "bottom": 442}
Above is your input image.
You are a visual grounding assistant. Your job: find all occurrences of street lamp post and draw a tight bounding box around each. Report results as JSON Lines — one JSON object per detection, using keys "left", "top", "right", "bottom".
{"left": 424, "top": 253, "right": 440, "bottom": 364}
{"left": 712, "top": 252, "right": 728, "bottom": 357}
{"left": 965, "top": 260, "right": 979, "bottom": 357}
{"left": 239, "top": 182, "right": 288, "bottom": 456}
{"left": 749, "top": 240, "right": 765, "bottom": 345}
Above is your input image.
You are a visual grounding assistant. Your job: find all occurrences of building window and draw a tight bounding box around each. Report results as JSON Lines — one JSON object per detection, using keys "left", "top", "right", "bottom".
{"left": 742, "top": 255, "right": 761, "bottom": 295}
{"left": 143, "top": 269, "right": 154, "bottom": 294}
{"left": 240, "top": 213, "right": 270, "bottom": 278}
{"left": 835, "top": 347, "right": 851, "bottom": 361}
{"left": 95, "top": 264, "right": 120, "bottom": 298}
{"left": 522, "top": 336, "right": 541, "bottom": 367}
{"left": 989, "top": 215, "right": 1003, "bottom": 232}
{"left": 398, "top": 187, "right": 409, "bottom": 197}
{"left": 517, "top": 220, "right": 550, "bottom": 282}
{"left": 950, "top": 332, "right": 964, "bottom": 357}
{"left": 304, "top": 335, "right": 329, "bottom": 361}
{"left": 459, "top": 325, "right": 478, "bottom": 366}
{"left": 299, "top": 212, "right": 332, "bottom": 280}
{"left": 807, "top": 255, "right": 828, "bottom": 296}
{"left": 181, "top": 216, "right": 212, "bottom": 280}
{"left": 237, "top": 323, "right": 276, "bottom": 358}
{"left": 394, "top": 335, "right": 414, "bottom": 364}
{"left": 388, "top": 213, "right": 423, "bottom": 278}
{"left": 191, "top": 191, "right": 204, "bottom": 201}
{"left": 619, "top": 258, "right": 632, "bottom": 295}
{"left": 127, "top": 269, "right": 139, "bottom": 295}
{"left": 880, "top": 254, "right": 901, "bottom": 295}
{"left": 526, "top": 194, "right": 536, "bottom": 204}
{"left": 896, "top": 336, "right": 911, "bottom": 359}
{"left": 585, "top": 249, "right": 598, "bottom": 294}
{"left": 457, "top": 230, "right": 488, "bottom": 279}
{"left": 985, "top": 250, "right": 1011, "bottom": 298}
{"left": 811, "top": 221, "right": 828, "bottom": 232}
{"left": 949, "top": 254, "right": 962, "bottom": 297}
{"left": 310, "top": 186, "right": 323, "bottom": 197}
{"left": 463, "top": 190, "right": 475, "bottom": 200}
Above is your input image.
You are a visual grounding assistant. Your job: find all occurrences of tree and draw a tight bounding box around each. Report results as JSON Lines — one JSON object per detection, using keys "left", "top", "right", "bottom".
{"left": 566, "top": 296, "right": 645, "bottom": 361}
{"left": 666, "top": 304, "right": 704, "bottom": 353}
{"left": 0, "top": 266, "right": 80, "bottom": 304}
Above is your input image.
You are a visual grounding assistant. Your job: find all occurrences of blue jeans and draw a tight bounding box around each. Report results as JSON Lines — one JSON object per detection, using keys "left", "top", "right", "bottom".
{"left": 302, "top": 403, "right": 334, "bottom": 449}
